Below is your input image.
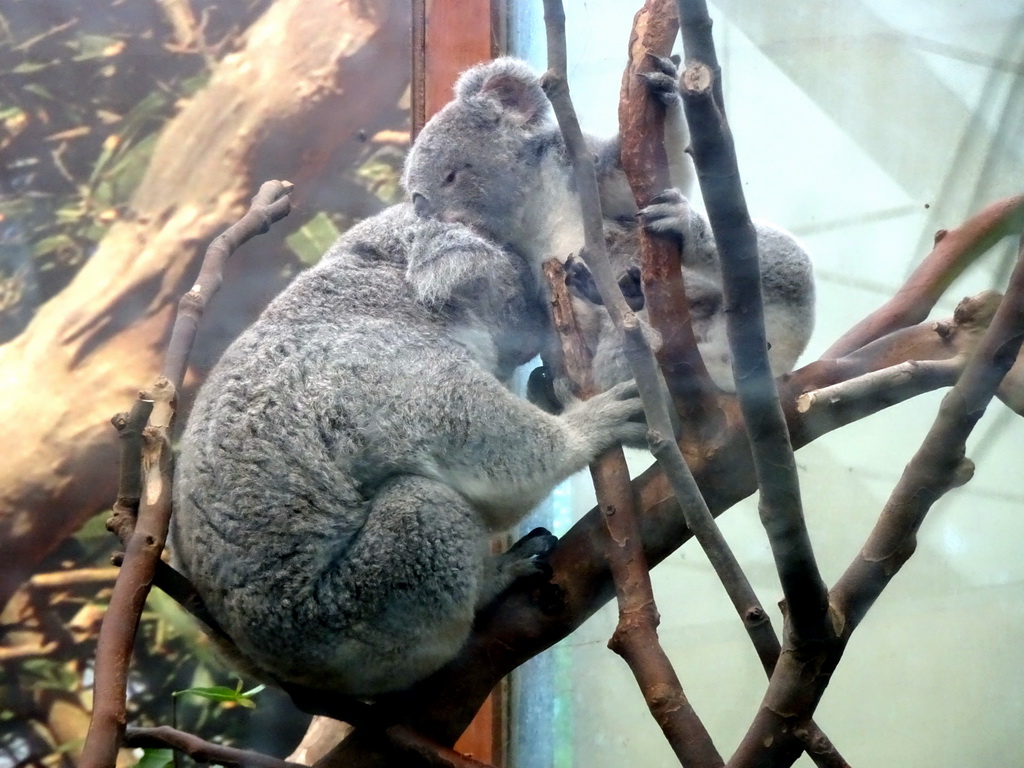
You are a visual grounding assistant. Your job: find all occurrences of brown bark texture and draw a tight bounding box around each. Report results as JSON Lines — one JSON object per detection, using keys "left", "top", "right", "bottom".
{"left": 0, "top": 0, "right": 410, "bottom": 611}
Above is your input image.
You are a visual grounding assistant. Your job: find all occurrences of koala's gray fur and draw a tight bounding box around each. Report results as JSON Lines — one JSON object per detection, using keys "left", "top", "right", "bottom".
{"left": 598, "top": 190, "right": 816, "bottom": 392}
{"left": 402, "top": 56, "right": 815, "bottom": 396}
{"left": 171, "top": 203, "right": 647, "bottom": 696}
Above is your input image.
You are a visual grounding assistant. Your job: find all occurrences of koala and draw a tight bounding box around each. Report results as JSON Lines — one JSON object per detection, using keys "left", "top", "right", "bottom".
{"left": 170, "top": 203, "right": 647, "bottom": 697}
{"left": 582, "top": 190, "right": 816, "bottom": 392}
{"left": 402, "top": 56, "right": 815, "bottom": 397}
{"left": 402, "top": 55, "right": 691, "bottom": 265}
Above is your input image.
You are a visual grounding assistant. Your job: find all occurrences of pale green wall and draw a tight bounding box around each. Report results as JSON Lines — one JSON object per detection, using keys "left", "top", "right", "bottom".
{"left": 508, "top": 2, "right": 1024, "bottom": 765}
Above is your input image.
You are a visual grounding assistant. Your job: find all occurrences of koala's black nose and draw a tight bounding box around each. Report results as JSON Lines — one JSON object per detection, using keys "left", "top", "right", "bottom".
{"left": 411, "top": 192, "right": 430, "bottom": 217}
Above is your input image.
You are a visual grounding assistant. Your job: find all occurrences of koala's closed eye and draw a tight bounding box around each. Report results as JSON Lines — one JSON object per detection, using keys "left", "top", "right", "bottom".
{"left": 444, "top": 163, "right": 472, "bottom": 186}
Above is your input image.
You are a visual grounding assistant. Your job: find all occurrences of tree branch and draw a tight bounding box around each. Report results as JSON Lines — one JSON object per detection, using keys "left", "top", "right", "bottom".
{"left": 125, "top": 726, "right": 307, "bottom": 768}
{"left": 731, "top": 234, "right": 1024, "bottom": 766}
{"left": 676, "top": 0, "right": 828, "bottom": 645}
{"left": 618, "top": 0, "right": 718, "bottom": 416}
{"left": 80, "top": 182, "right": 293, "bottom": 768}
{"left": 823, "top": 194, "right": 1024, "bottom": 359}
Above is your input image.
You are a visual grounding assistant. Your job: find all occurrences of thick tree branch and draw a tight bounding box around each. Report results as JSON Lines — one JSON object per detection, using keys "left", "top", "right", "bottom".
{"left": 619, "top": 0, "right": 718, "bottom": 416}
{"left": 676, "top": 0, "right": 828, "bottom": 646}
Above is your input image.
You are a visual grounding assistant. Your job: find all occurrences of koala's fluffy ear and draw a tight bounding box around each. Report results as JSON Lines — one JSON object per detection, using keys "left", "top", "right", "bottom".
{"left": 455, "top": 57, "right": 549, "bottom": 127}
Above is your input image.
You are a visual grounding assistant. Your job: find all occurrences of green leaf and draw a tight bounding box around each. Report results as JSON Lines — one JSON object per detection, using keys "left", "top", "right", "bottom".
{"left": 11, "top": 61, "right": 52, "bottom": 75}
{"left": 173, "top": 682, "right": 263, "bottom": 709}
{"left": 285, "top": 212, "right": 342, "bottom": 266}
{"left": 69, "top": 34, "right": 123, "bottom": 62}
{"left": 134, "top": 748, "right": 174, "bottom": 768}
{"left": 31, "top": 233, "right": 78, "bottom": 259}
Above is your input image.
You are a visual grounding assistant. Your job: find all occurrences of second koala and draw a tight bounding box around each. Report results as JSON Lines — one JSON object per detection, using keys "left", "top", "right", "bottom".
{"left": 402, "top": 57, "right": 815, "bottom": 395}
{"left": 171, "top": 204, "right": 646, "bottom": 696}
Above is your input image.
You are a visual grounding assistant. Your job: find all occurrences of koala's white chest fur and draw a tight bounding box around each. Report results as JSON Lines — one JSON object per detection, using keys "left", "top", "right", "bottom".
{"left": 518, "top": 155, "right": 586, "bottom": 269}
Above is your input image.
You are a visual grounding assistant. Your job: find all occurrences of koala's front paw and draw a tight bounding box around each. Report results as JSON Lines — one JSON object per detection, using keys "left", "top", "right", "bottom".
{"left": 638, "top": 188, "right": 690, "bottom": 242}
{"left": 638, "top": 53, "right": 681, "bottom": 107}
{"left": 566, "top": 253, "right": 644, "bottom": 311}
{"left": 571, "top": 380, "right": 648, "bottom": 449}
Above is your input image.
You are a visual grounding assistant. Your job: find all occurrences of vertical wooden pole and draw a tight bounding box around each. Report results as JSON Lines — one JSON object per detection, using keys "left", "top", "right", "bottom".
{"left": 412, "top": 3, "right": 506, "bottom": 762}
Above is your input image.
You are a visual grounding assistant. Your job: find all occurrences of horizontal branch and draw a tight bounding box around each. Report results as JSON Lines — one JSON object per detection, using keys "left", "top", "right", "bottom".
{"left": 125, "top": 726, "right": 305, "bottom": 768}
{"left": 823, "top": 194, "right": 1024, "bottom": 359}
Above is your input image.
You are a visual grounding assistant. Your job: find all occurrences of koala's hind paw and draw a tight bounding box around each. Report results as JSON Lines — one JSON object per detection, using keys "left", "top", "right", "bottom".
{"left": 565, "top": 252, "right": 603, "bottom": 305}
{"left": 527, "top": 364, "right": 564, "bottom": 415}
{"left": 638, "top": 188, "right": 690, "bottom": 239}
{"left": 619, "top": 265, "right": 645, "bottom": 311}
{"left": 479, "top": 528, "right": 559, "bottom": 608}
{"left": 639, "top": 54, "right": 681, "bottom": 107}
{"left": 506, "top": 527, "right": 559, "bottom": 578}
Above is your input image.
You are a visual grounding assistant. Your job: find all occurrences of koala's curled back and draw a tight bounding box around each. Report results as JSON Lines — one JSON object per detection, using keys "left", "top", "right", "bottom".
{"left": 171, "top": 203, "right": 646, "bottom": 696}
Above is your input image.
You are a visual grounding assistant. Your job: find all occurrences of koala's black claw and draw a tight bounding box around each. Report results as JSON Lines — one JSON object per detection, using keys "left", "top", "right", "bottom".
{"left": 565, "top": 253, "right": 604, "bottom": 306}
{"left": 646, "top": 52, "right": 680, "bottom": 78}
{"left": 528, "top": 554, "right": 554, "bottom": 582}
{"left": 510, "top": 526, "right": 558, "bottom": 558}
{"left": 527, "top": 365, "right": 563, "bottom": 415}
{"left": 647, "top": 187, "right": 685, "bottom": 206}
{"left": 618, "top": 265, "right": 645, "bottom": 311}
{"left": 639, "top": 72, "right": 680, "bottom": 107}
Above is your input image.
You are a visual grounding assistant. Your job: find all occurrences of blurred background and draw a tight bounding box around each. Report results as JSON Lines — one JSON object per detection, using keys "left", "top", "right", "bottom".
{"left": 0, "top": 0, "right": 410, "bottom": 763}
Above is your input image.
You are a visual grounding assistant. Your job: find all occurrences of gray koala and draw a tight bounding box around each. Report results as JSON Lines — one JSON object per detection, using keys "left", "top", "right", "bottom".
{"left": 585, "top": 191, "right": 816, "bottom": 392}
{"left": 170, "top": 203, "right": 647, "bottom": 696}
{"left": 402, "top": 56, "right": 814, "bottom": 396}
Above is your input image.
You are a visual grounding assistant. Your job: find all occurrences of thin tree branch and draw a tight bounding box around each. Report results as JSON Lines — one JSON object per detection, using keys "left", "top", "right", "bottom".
{"left": 676, "top": 0, "right": 828, "bottom": 646}
{"left": 796, "top": 358, "right": 965, "bottom": 416}
{"left": 124, "top": 726, "right": 307, "bottom": 768}
{"left": 161, "top": 181, "right": 294, "bottom": 387}
{"left": 28, "top": 568, "right": 120, "bottom": 589}
{"left": 106, "top": 398, "right": 154, "bottom": 545}
{"left": 823, "top": 194, "right": 1024, "bottom": 359}
{"left": 787, "top": 291, "right": 1002, "bottom": 446}
{"left": 80, "top": 181, "right": 293, "bottom": 768}
{"left": 542, "top": 2, "right": 722, "bottom": 765}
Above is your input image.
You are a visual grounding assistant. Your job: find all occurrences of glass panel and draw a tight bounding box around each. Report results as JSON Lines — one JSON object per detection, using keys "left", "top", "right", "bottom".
{"left": 507, "top": 2, "right": 1024, "bottom": 765}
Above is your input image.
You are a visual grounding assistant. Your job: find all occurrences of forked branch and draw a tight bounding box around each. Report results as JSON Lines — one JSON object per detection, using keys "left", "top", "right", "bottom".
{"left": 80, "top": 181, "right": 294, "bottom": 768}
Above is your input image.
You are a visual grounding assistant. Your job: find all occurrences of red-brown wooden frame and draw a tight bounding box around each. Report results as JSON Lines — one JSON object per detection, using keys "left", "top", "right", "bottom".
{"left": 412, "top": 2, "right": 506, "bottom": 762}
